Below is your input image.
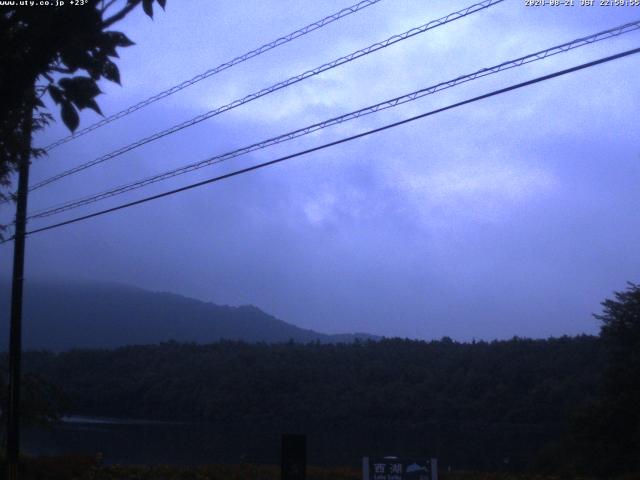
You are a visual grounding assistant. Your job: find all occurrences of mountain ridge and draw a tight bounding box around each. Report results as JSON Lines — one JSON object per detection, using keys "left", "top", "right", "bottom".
{"left": 0, "top": 280, "right": 379, "bottom": 351}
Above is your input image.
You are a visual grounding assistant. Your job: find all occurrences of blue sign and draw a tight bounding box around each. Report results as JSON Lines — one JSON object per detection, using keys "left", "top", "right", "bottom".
{"left": 363, "top": 457, "right": 437, "bottom": 480}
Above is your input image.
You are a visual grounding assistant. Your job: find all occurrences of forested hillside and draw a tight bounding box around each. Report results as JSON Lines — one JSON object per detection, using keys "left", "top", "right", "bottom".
{"left": 19, "top": 336, "right": 603, "bottom": 470}
{"left": 23, "top": 336, "right": 603, "bottom": 424}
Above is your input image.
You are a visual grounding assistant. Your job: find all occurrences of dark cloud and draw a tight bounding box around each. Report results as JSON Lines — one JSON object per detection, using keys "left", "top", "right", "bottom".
{"left": 2, "top": 1, "right": 639, "bottom": 340}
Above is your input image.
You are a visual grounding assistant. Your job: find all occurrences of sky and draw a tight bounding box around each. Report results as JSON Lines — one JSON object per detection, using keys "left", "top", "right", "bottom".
{"left": 1, "top": 0, "right": 639, "bottom": 340}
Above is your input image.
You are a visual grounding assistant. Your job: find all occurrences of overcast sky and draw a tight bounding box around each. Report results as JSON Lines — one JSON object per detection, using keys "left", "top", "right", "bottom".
{"left": 1, "top": 0, "right": 639, "bottom": 340}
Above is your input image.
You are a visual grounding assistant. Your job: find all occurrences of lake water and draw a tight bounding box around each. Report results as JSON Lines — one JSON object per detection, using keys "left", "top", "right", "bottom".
{"left": 24, "top": 416, "right": 286, "bottom": 466}
{"left": 23, "top": 416, "right": 396, "bottom": 467}
{"left": 22, "top": 416, "right": 553, "bottom": 470}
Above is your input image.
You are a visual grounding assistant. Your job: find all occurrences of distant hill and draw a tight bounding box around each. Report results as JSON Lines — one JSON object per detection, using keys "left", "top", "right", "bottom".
{"left": 0, "top": 281, "right": 378, "bottom": 350}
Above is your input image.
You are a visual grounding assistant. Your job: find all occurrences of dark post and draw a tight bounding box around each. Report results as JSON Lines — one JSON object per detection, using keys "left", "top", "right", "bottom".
{"left": 6, "top": 101, "right": 33, "bottom": 480}
{"left": 281, "top": 433, "right": 306, "bottom": 480}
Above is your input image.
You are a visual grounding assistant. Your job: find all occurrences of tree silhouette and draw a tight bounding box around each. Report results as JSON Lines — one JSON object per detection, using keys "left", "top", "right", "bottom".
{"left": 1, "top": 2, "right": 168, "bottom": 475}
{"left": 595, "top": 282, "right": 640, "bottom": 474}
{"left": 0, "top": 0, "right": 167, "bottom": 206}
{"left": 570, "top": 283, "right": 640, "bottom": 476}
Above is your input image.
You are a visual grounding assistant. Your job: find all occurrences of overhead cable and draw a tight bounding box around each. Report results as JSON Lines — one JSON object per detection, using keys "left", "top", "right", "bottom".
{"left": 9, "top": 46, "right": 638, "bottom": 241}
{"left": 42, "top": 0, "right": 387, "bottom": 151}
{"left": 29, "top": 0, "right": 504, "bottom": 192}
{"left": 27, "top": 20, "right": 640, "bottom": 220}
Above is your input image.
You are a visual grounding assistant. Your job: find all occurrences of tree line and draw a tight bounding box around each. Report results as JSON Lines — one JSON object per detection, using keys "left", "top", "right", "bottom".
{"left": 1, "top": 283, "right": 639, "bottom": 475}
{"left": 12, "top": 336, "right": 602, "bottom": 472}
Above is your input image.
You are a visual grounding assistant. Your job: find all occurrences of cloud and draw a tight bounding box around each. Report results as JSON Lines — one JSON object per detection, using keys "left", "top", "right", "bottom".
{"left": 395, "top": 160, "right": 558, "bottom": 224}
{"left": 2, "top": 1, "right": 639, "bottom": 342}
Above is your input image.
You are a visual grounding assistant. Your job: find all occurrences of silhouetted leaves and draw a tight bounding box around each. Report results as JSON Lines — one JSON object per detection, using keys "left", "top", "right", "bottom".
{"left": 61, "top": 102, "right": 79, "bottom": 132}
{"left": 98, "top": 35, "right": 121, "bottom": 58}
{"left": 59, "top": 77, "right": 101, "bottom": 103}
{"left": 60, "top": 46, "right": 87, "bottom": 74}
{"left": 50, "top": 77, "right": 104, "bottom": 127}
{"left": 142, "top": 0, "right": 154, "bottom": 18}
{"left": 0, "top": 1, "right": 168, "bottom": 207}
{"left": 48, "top": 85, "right": 64, "bottom": 105}
{"left": 102, "top": 59, "right": 121, "bottom": 84}
{"left": 105, "top": 31, "right": 135, "bottom": 48}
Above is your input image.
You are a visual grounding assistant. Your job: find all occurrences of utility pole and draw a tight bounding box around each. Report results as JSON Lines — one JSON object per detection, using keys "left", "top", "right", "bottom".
{"left": 6, "top": 98, "right": 34, "bottom": 480}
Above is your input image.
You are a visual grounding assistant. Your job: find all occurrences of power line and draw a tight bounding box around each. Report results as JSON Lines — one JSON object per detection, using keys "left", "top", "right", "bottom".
{"left": 28, "top": 0, "right": 503, "bottom": 192}
{"left": 11, "top": 46, "right": 639, "bottom": 241}
{"left": 41, "top": 0, "right": 386, "bottom": 152}
{"left": 27, "top": 20, "right": 640, "bottom": 220}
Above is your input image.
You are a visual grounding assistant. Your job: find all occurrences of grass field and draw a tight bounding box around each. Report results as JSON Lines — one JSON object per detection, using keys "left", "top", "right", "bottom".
{"left": 5, "top": 455, "right": 625, "bottom": 480}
